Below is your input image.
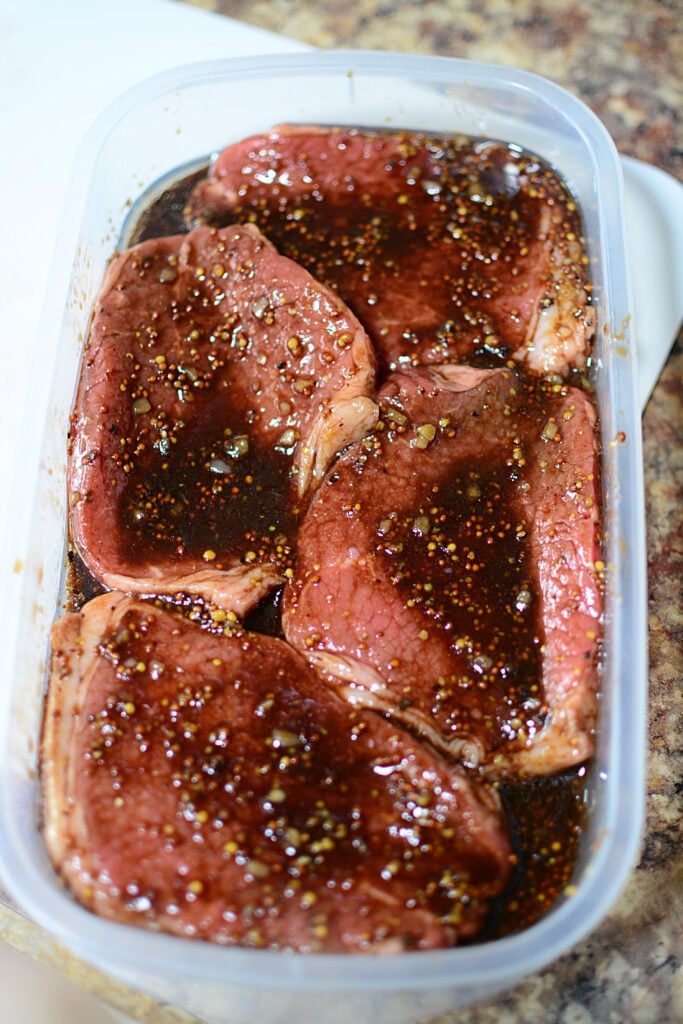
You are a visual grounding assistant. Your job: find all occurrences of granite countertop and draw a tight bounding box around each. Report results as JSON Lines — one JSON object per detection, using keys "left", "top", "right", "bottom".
{"left": 183, "top": 2, "right": 682, "bottom": 1021}
{"left": 1, "top": 2, "right": 679, "bottom": 1022}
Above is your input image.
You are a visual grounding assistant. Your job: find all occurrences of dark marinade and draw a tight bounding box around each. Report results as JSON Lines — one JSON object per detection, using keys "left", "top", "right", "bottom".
{"left": 126, "top": 166, "right": 207, "bottom": 244}
{"left": 66, "top": 137, "right": 596, "bottom": 943}
{"left": 373, "top": 454, "right": 544, "bottom": 752}
{"left": 117, "top": 402, "right": 297, "bottom": 571}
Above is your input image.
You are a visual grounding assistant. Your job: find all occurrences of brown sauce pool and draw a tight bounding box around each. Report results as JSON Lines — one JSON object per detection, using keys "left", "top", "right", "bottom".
{"left": 67, "top": 140, "right": 595, "bottom": 944}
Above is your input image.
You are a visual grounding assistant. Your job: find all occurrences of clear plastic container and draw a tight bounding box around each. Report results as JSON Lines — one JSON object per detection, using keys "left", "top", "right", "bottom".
{"left": 0, "top": 51, "right": 648, "bottom": 1024}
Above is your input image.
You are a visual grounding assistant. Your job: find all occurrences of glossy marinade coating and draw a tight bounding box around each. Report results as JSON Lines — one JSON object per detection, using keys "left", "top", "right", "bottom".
{"left": 283, "top": 365, "right": 601, "bottom": 777}
{"left": 186, "top": 125, "right": 594, "bottom": 377}
{"left": 47, "top": 123, "right": 601, "bottom": 952}
{"left": 69, "top": 223, "right": 377, "bottom": 613}
{"left": 43, "top": 594, "right": 512, "bottom": 951}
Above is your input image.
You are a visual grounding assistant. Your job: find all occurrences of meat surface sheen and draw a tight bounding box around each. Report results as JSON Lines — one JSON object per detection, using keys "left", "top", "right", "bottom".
{"left": 186, "top": 125, "right": 594, "bottom": 376}
{"left": 69, "top": 223, "right": 377, "bottom": 612}
{"left": 282, "top": 365, "right": 602, "bottom": 777}
{"left": 42, "top": 594, "right": 512, "bottom": 951}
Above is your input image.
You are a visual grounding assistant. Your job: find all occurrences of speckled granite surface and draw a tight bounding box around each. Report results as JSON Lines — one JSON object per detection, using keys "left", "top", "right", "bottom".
{"left": 181, "top": 2, "right": 683, "bottom": 1022}
{"left": 2, "top": 2, "right": 678, "bottom": 1022}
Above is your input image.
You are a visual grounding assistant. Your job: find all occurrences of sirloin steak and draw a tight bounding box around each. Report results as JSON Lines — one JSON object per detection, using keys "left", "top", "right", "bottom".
{"left": 42, "top": 594, "right": 512, "bottom": 951}
{"left": 186, "top": 125, "right": 594, "bottom": 377}
{"left": 282, "top": 365, "right": 602, "bottom": 777}
{"left": 69, "top": 223, "right": 377, "bottom": 613}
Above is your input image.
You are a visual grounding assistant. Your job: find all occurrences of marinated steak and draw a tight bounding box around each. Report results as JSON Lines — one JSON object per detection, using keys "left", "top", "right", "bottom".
{"left": 282, "top": 365, "right": 601, "bottom": 777}
{"left": 69, "top": 223, "right": 377, "bottom": 612}
{"left": 186, "top": 125, "right": 594, "bottom": 377}
{"left": 43, "top": 594, "right": 512, "bottom": 951}
{"left": 48, "top": 121, "right": 605, "bottom": 952}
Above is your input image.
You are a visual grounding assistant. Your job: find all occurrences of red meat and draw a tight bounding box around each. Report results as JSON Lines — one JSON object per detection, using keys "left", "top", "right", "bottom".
{"left": 282, "top": 364, "right": 602, "bottom": 777}
{"left": 69, "top": 223, "right": 377, "bottom": 613}
{"left": 186, "top": 125, "right": 594, "bottom": 377}
{"left": 42, "top": 594, "right": 512, "bottom": 951}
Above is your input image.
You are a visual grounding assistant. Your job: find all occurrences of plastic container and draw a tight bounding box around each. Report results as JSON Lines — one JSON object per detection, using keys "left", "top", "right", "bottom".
{"left": 0, "top": 51, "right": 648, "bottom": 1024}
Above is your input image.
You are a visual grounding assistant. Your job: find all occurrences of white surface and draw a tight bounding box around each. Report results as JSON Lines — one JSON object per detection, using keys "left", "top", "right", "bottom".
{"left": 621, "top": 155, "right": 683, "bottom": 408}
{"left": 0, "top": 939, "right": 131, "bottom": 1024}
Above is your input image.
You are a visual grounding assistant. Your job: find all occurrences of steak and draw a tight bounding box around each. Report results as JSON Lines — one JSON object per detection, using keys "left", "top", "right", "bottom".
{"left": 42, "top": 593, "right": 512, "bottom": 951}
{"left": 185, "top": 125, "right": 594, "bottom": 377}
{"left": 282, "top": 365, "right": 602, "bottom": 777}
{"left": 69, "top": 223, "right": 377, "bottom": 613}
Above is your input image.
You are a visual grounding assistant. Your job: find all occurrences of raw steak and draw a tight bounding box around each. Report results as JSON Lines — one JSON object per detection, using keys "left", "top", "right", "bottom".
{"left": 282, "top": 365, "right": 602, "bottom": 777}
{"left": 186, "top": 125, "right": 594, "bottom": 377}
{"left": 42, "top": 593, "right": 512, "bottom": 951}
{"left": 69, "top": 223, "right": 377, "bottom": 613}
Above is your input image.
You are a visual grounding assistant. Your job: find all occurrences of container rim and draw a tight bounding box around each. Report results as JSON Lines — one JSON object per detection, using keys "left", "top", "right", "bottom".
{"left": 67, "top": 47, "right": 625, "bottom": 168}
{"left": 0, "top": 799, "right": 644, "bottom": 991}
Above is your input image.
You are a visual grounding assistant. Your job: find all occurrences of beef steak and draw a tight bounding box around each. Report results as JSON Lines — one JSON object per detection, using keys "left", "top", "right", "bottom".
{"left": 186, "top": 125, "right": 594, "bottom": 377}
{"left": 69, "top": 223, "right": 377, "bottom": 612}
{"left": 282, "top": 365, "right": 602, "bottom": 777}
{"left": 42, "top": 593, "right": 512, "bottom": 951}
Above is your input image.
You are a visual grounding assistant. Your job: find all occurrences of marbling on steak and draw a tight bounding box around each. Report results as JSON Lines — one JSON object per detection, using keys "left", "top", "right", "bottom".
{"left": 42, "top": 594, "right": 512, "bottom": 951}
{"left": 69, "top": 223, "right": 377, "bottom": 613}
{"left": 186, "top": 125, "right": 594, "bottom": 377}
{"left": 282, "top": 365, "right": 601, "bottom": 777}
